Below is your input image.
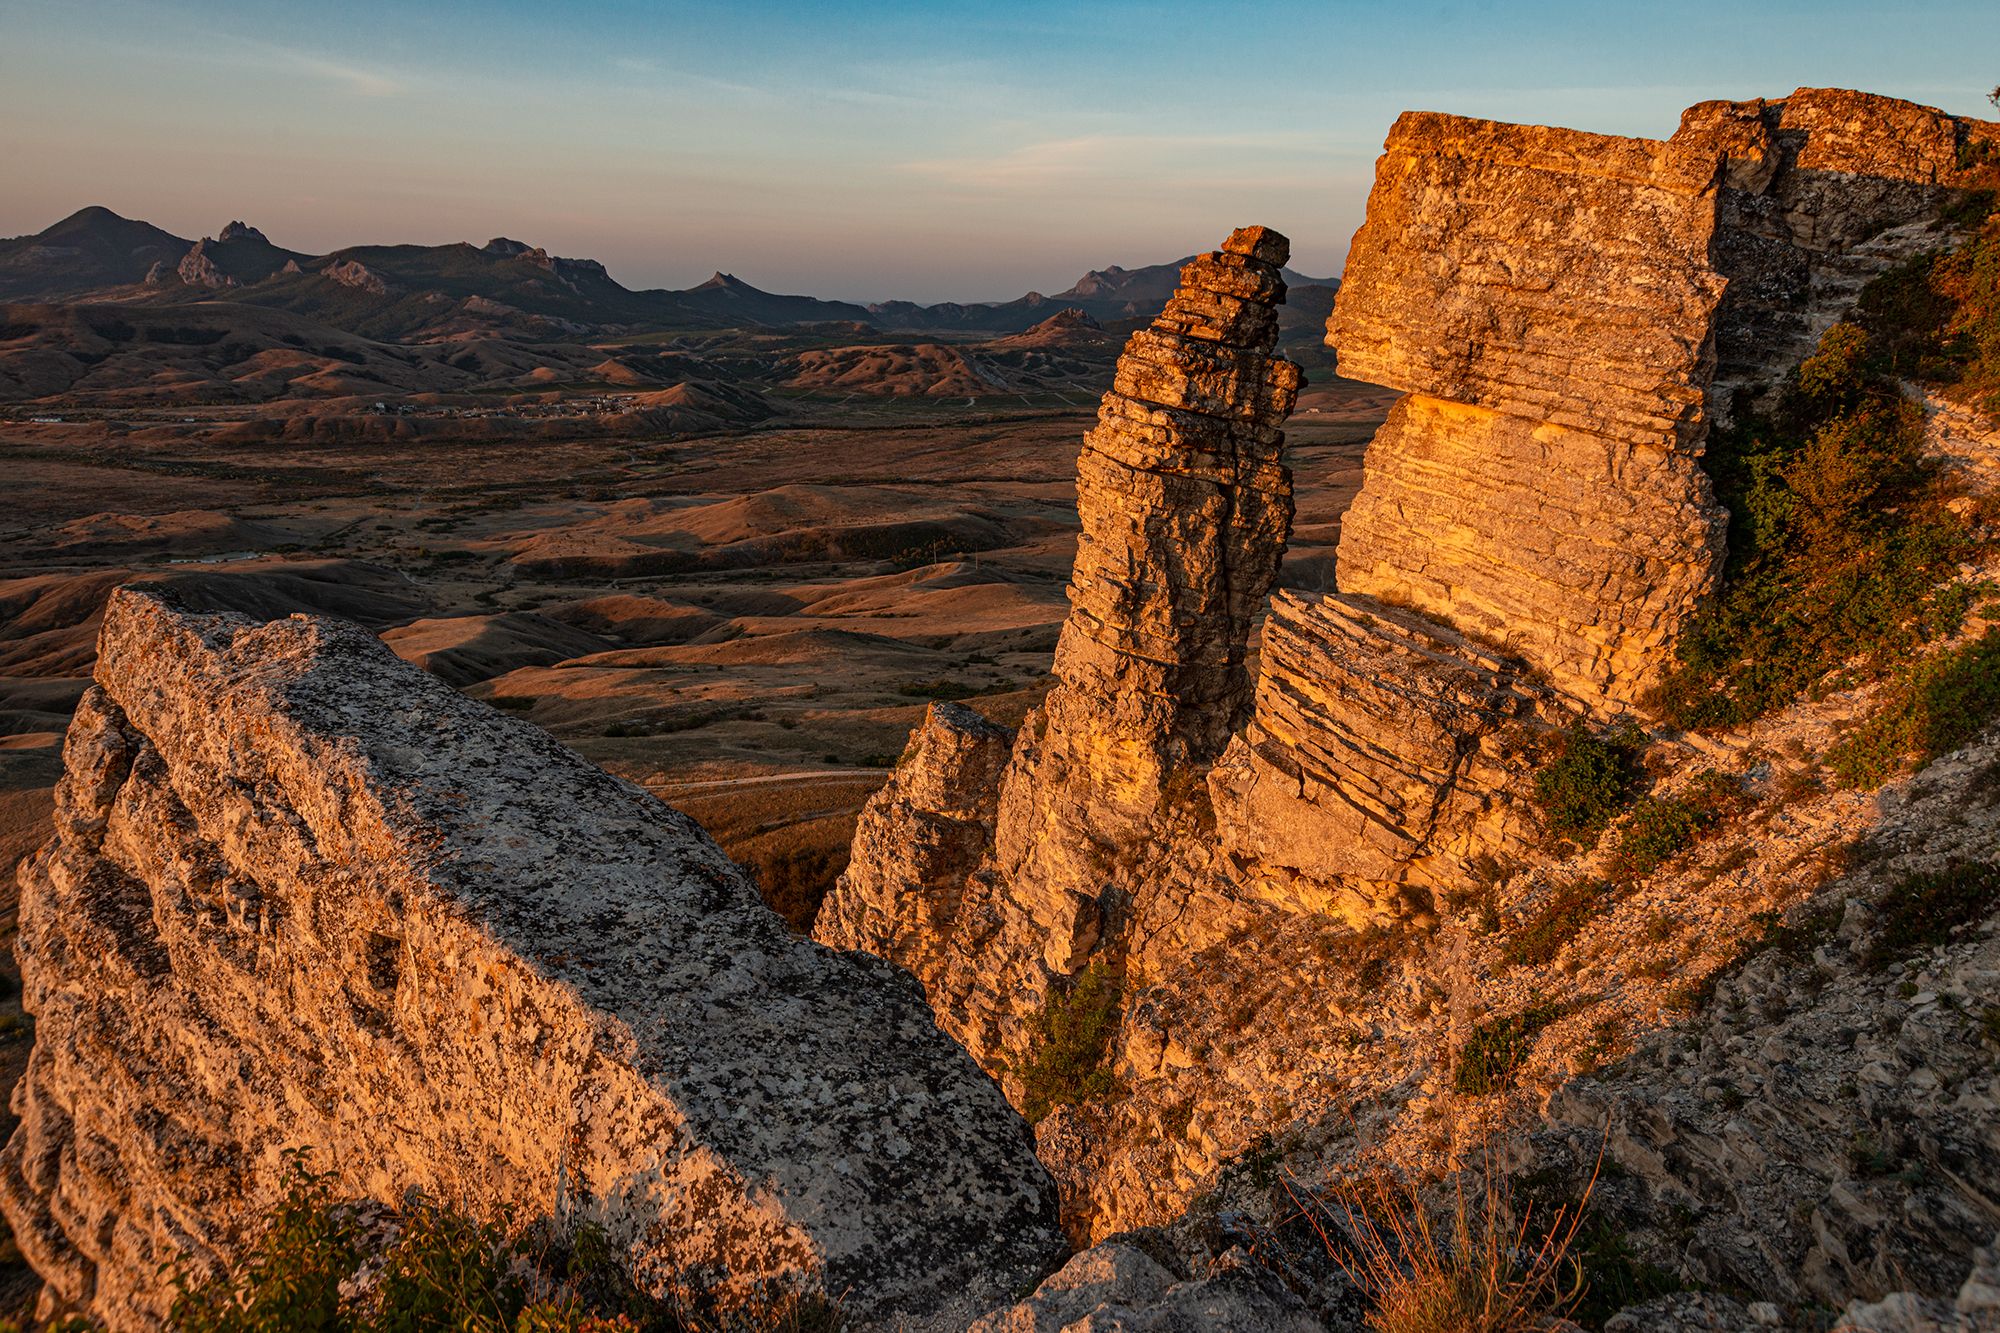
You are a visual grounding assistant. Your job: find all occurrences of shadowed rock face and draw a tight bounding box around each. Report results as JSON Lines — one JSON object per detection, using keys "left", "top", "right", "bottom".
{"left": 1682, "top": 88, "right": 2000, "bottom": 421}
{"left": 0, "top": 588, "right": 1065, "bottom": 1330}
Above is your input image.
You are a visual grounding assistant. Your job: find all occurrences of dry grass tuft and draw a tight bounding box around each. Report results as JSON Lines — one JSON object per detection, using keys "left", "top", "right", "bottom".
{"left": 1286, "top": 1141, "right": 1597, "bottom": 1333}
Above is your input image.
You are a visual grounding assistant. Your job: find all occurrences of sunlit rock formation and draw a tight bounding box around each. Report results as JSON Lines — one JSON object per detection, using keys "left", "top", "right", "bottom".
{"left": 818, "top": 227, "right": 1303, "bottom": 1071}
{"left": 819, "top": 89, "right": 2000, "bottom": 1252}
{"left": 1, "top": 588, "right": 1065, "bottom": 1331}
{"left": 1326, "top": 113, "right": 1732, "bottom": 706}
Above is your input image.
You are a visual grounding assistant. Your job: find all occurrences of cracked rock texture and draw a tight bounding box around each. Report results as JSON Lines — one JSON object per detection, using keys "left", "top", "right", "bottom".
{"left": 0, "top": 588, "right": 1064, "bottom": 1331}
{"left": 968, "top": 1241, "right": 1326, "bottom": 1333}
{"left": 1327, "top": 89, "right": 1998, "bottom": 706}
{"left": 1326, "top": 110, "right": 1730, "bottom": 705}
{"left": 1209, "top": 590, "right": 1553, "bottom": 926}
{"left": 1536, "top": 742, "right": 2000, "bottom": 1314}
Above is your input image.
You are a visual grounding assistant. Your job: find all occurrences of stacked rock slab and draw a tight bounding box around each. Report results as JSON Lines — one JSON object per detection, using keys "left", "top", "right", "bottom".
{"left": 1208, "top": 592, "right": 1553, "bottom": 924}
{"left": 1326, "top": 112, "right": 1733, "bottom": 707}
{"left": 1017, "top": 224, "right": 1303, "bottom": 836}
{"left": 1, "top": 588, "right": 1065, "bottom": 1331}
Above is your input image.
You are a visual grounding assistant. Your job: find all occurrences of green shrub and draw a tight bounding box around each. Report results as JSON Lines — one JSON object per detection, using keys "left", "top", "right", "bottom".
{"left": 1828, "top": 630, "right": 2000, "bottom": 787}
{"left": 1015, "top": 961, "right": 1123, "bottom": 1124}
{"left": 1453, "top": 1004, "right": 1567, "bottom": 1096}
{"left": 1858, "top": 203, "right": 2000, "bottom": 419}
{"left": 1531, "top": 723, "right": 1645, "bottom": 841}
{"left": 1859, "top": 861, "right": 2000, "bottom": 970}
{"left": 170, "top": 1153, "right": 841, "bottom": 1333}
{"left": 1499, "top": 881, "right": 1606, "bottom": 968}
{"left": 1604, "top": 772, "right": 1743, "bottom": 884}
{"left": 171, "top": 1151, "right": 362, "bottom": 1332}
{"left": 1563, "top": 1216, "right": 1684, "bottom": 1327}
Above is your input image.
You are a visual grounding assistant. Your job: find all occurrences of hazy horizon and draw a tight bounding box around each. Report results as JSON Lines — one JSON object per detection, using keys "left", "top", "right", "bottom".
{"left": 3, "top": 0, "right": 1994, "bottom": 304}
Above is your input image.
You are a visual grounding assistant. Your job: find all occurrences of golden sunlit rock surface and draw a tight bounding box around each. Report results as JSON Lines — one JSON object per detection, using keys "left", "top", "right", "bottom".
{"left": 817, "top": 92, "right": 2000, "bottom": 1280}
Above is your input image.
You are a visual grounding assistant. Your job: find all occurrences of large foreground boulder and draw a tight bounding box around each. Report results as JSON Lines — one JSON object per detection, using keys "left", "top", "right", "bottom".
{"left": 0, "top": 587, "right": 1066, "bottom": 1329}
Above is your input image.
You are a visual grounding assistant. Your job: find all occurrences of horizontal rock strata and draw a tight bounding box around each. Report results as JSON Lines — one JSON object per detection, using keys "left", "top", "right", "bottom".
{"left": 1210, "top": 591, "right": 1550, "bottom": 925}
{"left": 1030, "top": 224, "right": 1303, "bottom": 835}
{"left": 2, "top": 588, "right": 1064, "bottom": 1330}
{"left": 820, "top": 227, "right": 1305, "bottom": 1072}
{"left": 1328, "top": 89, "right": 2000, "bottom": 705}
{"left": 1327, "top": 111, "right": 1730, "bottom": 705}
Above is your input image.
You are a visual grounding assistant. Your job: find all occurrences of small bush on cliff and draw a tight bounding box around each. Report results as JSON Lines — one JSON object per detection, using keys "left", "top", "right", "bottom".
{"left": 170, "top": 1153, "right": 840, "bottom": 1333}
{"left": 1498, "top": 881, "right": 1606, "bottom": 969}
{"left": 1530, "top": 724, "right": 1645, "bottom": 842}
{"left": 1605, "top": 772, "right": 1745, "bottom": 884}
{"left": 1857, "top": 191, "right": 2000, "bottom": 419}
{"left": 1015, "top": 960, "right": 1123, "bottom": 1125}
{"left": 1453, "top": 1005, "right": 1570, "bottom": 1096}
{"left": 1827, "top": 629, "right": 2000, "bottom": 787}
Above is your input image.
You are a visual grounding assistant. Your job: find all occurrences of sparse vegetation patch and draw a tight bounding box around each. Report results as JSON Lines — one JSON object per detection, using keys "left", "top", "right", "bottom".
{"left": 1499, "top": 880, "right": 1607, "bottom": 969}
{"left": 168, "top": 1153, "right": 841, "bottom": 1333}
{"left": 1652, "top": 314, "right": 1978, "bottom": 730}
{"left": 1859, "top": 861, "right": 2000, "bottom": 970}
{"left": 1454, "top": 1004, "right": 1571, "bottom": 1096}
{"left": 1531, "top": 723, "right": 1645, "bottom": 843}
{"left": 1827, "top": 629, "right": 2000, "bottom": 787}
{"left": 1016, "top": 960, "right": 1123, "bottom": 1124}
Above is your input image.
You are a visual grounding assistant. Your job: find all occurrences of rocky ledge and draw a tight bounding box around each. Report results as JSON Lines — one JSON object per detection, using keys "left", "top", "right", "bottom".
{"left": 0, "top": 588, "right": 1065, "bottom": 1330}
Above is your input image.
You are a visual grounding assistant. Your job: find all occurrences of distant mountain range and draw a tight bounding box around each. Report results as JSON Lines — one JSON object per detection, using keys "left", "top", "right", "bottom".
{"left": 0, "top": 207, "right": 1336, "bottom": 340}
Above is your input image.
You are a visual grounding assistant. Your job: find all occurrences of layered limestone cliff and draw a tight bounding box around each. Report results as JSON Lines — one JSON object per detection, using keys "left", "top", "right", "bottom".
{"left": 2, "top": 588, "right": 1065, "bottom": 1330}
{"left": 820, "top": 226, "right": 1305, "bottom": 1072}
{"left": 1325, "top": 112, "right": 1731, "bottom": 706}
{"left": 817, "top": 89, "right": 2000, "bottom": 1257}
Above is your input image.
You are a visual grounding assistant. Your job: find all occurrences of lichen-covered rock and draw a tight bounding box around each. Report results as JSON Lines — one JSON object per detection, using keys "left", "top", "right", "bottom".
{"left": 1535, "top": 743, "right": 2000, "bottom": 1314}
{"left": 0, "top": 588, "right": 1065, "bottom": 1331}
{"left": 1837, "top": 1235, "right": 2000, "bottom": 1333}
{"left": 813, "top": 701, "right": 1012, "bottom": 989}
{"left": 967, "top": 1241, "right": 1327, "bottom": 1333}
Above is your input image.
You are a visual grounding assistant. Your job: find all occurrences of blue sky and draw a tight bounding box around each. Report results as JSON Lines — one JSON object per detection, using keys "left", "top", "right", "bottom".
{"left": 1, "top": 0, "right": 1995, "bottom": 302}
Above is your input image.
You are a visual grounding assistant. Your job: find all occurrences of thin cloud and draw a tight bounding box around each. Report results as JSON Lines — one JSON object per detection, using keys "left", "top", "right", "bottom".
{"left": 210, "top": 36, "right": 405, "bottom": 98}
{"left": 898, "top": 131, "right": 1344, "bottom": 190}
{"left": 282, "top": 49, "right": 402, "bottom": 98}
